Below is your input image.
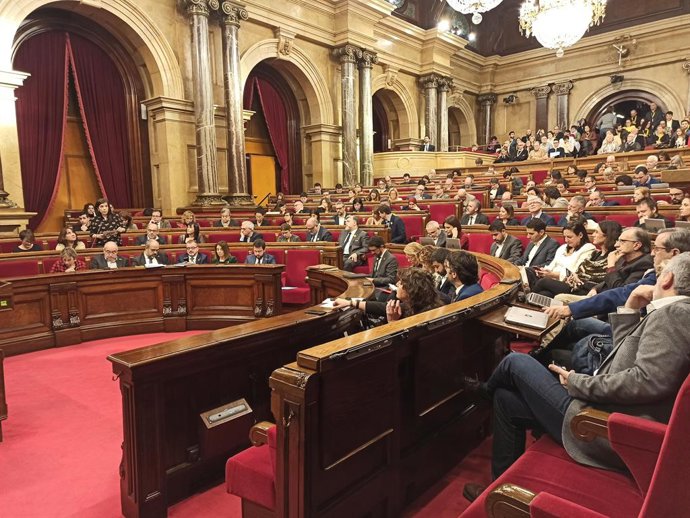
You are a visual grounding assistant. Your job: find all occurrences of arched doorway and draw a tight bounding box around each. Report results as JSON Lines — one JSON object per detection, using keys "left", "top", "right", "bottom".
{"left": 586, "top": 90, "right": 666, "bottom": 129}
{"left": 13, "top": 8, "right": 151, "bottom": 231}
{"left": 448, "top": 107, "right": 463, "bottom": 148}
{"left": 372, "top": 93, "right": 390, "bottom": 152}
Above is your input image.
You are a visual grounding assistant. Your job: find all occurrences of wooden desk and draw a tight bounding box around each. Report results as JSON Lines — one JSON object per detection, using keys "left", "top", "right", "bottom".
{"left": 0, "top": 266, "right": 283, "bottom": 356}
{"left": 478, "top": 304, "right": 560, "bottom": 341}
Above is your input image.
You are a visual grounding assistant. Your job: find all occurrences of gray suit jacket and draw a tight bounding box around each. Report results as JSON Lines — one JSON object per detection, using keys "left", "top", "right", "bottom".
{"left": 489, "top": 234, "right": 523, "bottom": 264}
{"left": 562, "top": 298, "right": 690, "bottom": 470}
{"left": 339, "top": 229, "right": 369, "bottom": 257}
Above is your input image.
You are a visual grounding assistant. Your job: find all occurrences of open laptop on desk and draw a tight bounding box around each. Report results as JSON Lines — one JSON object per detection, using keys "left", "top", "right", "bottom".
{"left": 643, "top": 218, "right": 667, "bottom": 233}
{"left": 446, "top": 238, "right": 462, "bottom": 249}
{"left": 419, "top": 237, "right": 435, "bottom": 246}
{"left": 504, "top": 306, "right": 549, "bottom": 330}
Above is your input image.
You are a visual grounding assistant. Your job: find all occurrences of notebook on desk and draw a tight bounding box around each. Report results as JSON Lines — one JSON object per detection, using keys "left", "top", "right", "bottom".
{"left": 504, "top": 306, "right": 549, "bottom": 330}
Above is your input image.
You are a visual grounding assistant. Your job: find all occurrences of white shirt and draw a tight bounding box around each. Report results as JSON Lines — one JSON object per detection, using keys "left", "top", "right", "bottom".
{"left": 544, "top": 243, "right": 596, "bottom": 281}
{"left": 494, "top": 241, "right": 504, "bottom": 258}
{"left": 526, "top": 235, "right": 548, "bottom": 267}
{"left": 343, "top": 230, "right": 356, "bottom": 255}
{"left": 646, "top": 295, "right": 690, "bottom": 313}
{"left": 107, "top": 260, "right": 118, "bottom": 269}
{"left": 146, "top": 254, "right": 159, "bottom": 265}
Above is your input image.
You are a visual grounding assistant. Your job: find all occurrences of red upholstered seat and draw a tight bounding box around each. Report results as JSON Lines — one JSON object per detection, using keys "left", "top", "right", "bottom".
{"left": 0, "top": 259, "right": 42, "bottom": 278}
{"left": 429, "top": 203, "right": 457, "bottom": 225}
{"left": 466, "top": 234, "right": 494, "bottom": 255}
{"left": 229, "top": 249, "right": 249, "bottom": 263}
{"left": 0, "top": 242, "right": 16, "bottom": 253}
{"left": 479, "top": 270, "right": 500, "bottom": 290}
{"left": 462, "top": 372, "right": 690, "bottom": 518}
{"left": 226, "top": 425, "right": 277, "bottom": 511}
{"left": 605, "top": 214, "right": 638, "bottom": 227}
{"left": 531, "top": 170, "right": 548, "bottom": 185}
{"left": 205, "top": 232, "right": 237, "bottom": 243}
{"left": 282, "top": 249, "right": 321, "bottom": 304}
{"left": 353, "top": 254, "right": 373, "bottom": 275}
{"left": 606, "top": 196, "right": 633, "bottom": 205}
{"left": 398, "top": 213, "right": 426, "bottom": 242}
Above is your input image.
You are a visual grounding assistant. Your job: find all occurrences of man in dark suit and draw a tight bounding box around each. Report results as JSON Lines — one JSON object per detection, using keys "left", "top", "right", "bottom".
{"left": 431, "top": 247, "right": 454, "bottom": 303}
{"left": 177, "top": 241, "right": 209, "bottom": 264}
{"left": 633, "top": 165, "right": 661, "bottom": 188}
{"left": 135, "top": 223, "right": 168, "bottom": 246}
{"left": 520, "top": 196, "right": 557, "bottom": 226}
{"left": 444, "top": 250, "right": 484, "bottom": 302}
{"left": 213, "top": 207, "right": 239, "bottom": 228}
{"left": 133, "top": 239, "right": 170, "bottom": 266}
{"left": 489, "top": 221, "right": 523, "bottom": 264}
{"left": 253, "top": 208, "right": 267, "bottom": 228}
{"left": 634, "top": 197, "right": 674, "bottom": 231}
{"left": 425, "top": 220, "right": 446, "bottom": 247}
{"left": 460, "top": 200, "right": 491, "bottom": 226}
{"left": 340, "top": 216, "right": 369, "bottom": 271}
{"left": 90, "top": 242, "right": 129, "bottom": 269}
{"left": 644, "top": 102, "right": 664, "bottom": 131}
{"left": 514, "top": 219, "right": 559, "bottom": 268}
{"left": 377, "top": 205, "right": 406, "bottom": 244}
{"left": 305, "top": 217, "right": 333, "bottom": 242}
{"left": 586, "top": 191, "right": 619, "bottom": 207}
{"left": 244, "top": 239, "right": 276, "bottom": 264}
{"left": 239, "top": 221, "right": 264, "bottom": 243}
{"left": 333, "top": 201, "right": 348, "bottom": 226}
{"left": 420, "top": 136, "right": 435, "bottom": 152}
{"left": 462, "top": 252, "right": 690, "bottom": 496}
{"left": 556, "top": 196, "right": 594, "bottom": 227}
{"left": 368, "top": 236, "right": 398, "bottom": 287}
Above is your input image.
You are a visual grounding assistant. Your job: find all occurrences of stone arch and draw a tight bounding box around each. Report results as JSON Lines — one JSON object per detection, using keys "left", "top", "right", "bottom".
{"left": 573, "top": 79, "right": 685, "bottom": 125}
{"left": 448, "top": 92, "right": 478, "bottom": 146}
{"left": 240, "top": 40, "right": 333, "bottom": 126}
{"left": 2, "top": 0, "right": 183, "bottom": 99}
{"left": 371, "top": 75, "right": 418, "bottom": 140}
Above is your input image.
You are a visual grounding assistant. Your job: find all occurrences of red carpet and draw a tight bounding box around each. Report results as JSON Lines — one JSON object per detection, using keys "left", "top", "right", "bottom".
{"left": 0, "top": 333, "right": 490, "bottom": 518}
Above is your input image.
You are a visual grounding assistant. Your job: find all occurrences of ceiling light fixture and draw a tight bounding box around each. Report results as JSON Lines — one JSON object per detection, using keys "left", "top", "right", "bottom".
{"left": 445, "top": 0, "right": 503, "bottom": 25}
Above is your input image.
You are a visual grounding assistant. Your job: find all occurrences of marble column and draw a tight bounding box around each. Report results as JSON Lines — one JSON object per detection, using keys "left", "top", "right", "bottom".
{"left": 358, "top": 49, "right": 377, "bottom": 186}
{"left": 333, "top": 45, "right": 361, "bottom": 187}
{"left": 530, "top": 85, "right": 551, "bottom": 136}
{"left": 553, "top": 81, "right": 573, "bottom": 131}
{"left": 185, "top": 0, "right": 223, "bottom": 206}
{"left": 437, "top": 77, "right": 453, "bottom": 152}
{"left": 477, "top": 93, "right": 497, "bottom": 146}
{"left": 420, "top": 74, "right": 439, "bottom": 148}
{"left": 219, "top": 1, "right": 252, "bottom": 205}
{"left": 683, "top": 59, "right": 690, "bottom": 115}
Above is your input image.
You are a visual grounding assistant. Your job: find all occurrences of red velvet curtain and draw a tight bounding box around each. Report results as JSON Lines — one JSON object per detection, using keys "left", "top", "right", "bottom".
{"left": 14, "top": 32, "right": 70, "bottom": 229}
{"left": 67, "top": 33, "right": 133, "bottom": 208}
{"left": 253, "top": 77, "right": 290, "bottom": 194}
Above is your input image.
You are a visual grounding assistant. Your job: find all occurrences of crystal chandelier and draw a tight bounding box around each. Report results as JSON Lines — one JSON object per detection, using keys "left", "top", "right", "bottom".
{"left": 446, "top": 0, "right": 503, "bottom": 25}
{"left": 519, "top": 0, "right": 607, "bottom": 57}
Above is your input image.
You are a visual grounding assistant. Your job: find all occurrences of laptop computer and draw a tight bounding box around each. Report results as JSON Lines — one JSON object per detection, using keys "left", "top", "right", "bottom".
{"left": 643, "top": 218, "right": 667, "bottom": 233}
{"left": 446, "top": 238, "right": 462, "bottom": 249}
{"left": 675, "top": 220, "right": 690, "bottom": 229}
{"left": 419, "top": 237, "right": 435, "bottom": 246}
{"left": 504, "top": 306, "right": 549, "bottom": 330}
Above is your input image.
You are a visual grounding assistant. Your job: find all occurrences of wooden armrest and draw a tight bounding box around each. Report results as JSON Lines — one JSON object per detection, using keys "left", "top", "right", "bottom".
{"left": 485, "top": 483, "right": 535, "bottom": 518}
{"left": 249, "top": 421, "right": 274, "bottom": 446}
{"left": 570, "top": 407, "right": 611, "bottom": 442}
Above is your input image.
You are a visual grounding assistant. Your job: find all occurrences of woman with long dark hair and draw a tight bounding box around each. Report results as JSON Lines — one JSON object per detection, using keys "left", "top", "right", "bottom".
{"left": 443, "top": 215, "right": 469, "bottom": 250}
{"left": 90, "top": 197, "right": 125, "bottom": 246}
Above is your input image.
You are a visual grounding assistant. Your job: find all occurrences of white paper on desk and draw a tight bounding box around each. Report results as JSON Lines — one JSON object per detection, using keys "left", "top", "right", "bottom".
{"left": 320, "top": 298, "right": 335, "bottom": 308}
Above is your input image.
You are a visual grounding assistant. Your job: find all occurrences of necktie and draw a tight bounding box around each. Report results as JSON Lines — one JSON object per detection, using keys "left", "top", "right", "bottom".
{"left": 373, "top": 257, "right": 380, "bottom": 275}
{"left": 257, "top": 256, "right": 262, "bottom": 264}
{"left": 469, "top": 216, "right": 475, "bottom": 225}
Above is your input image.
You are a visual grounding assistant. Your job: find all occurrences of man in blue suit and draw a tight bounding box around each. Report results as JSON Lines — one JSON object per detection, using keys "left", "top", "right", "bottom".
{"left": 514, "top": 219, "right": 559, "bottom": 268}
{"left": 376, "top": 204, "right": 406, "bottom": 244}
{"left": 244, "top": 239, "right": 276, "bottom": 265}
{"left": 520, "top": 196, "right": 556, "bottom": 226}
{"left": 444, "top": 250, "right": 483, "bottom": 303}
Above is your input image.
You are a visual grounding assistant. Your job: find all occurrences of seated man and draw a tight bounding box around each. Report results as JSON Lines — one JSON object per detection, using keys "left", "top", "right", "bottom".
{"left": 244, "top": 239, "right": 276, "bottom": 264}
{"left": 339, "top": 215, "right": 369, "bottom": 272}
{"left": 556, "top": 195, "right": 596, "bottom": 229}
{"left": 432, "top": 183, "right": 449, "bottom": 200}
{"left": 376, "top": 205, "right": 406, "bottom": 244}
{"left": 425, "top": 220, "right": 446, "bottom": 247}
{"left": 135, "top": 223, "right": 168, "bottom": 246}
{"left": 133, "top": 239, "right": 170, "bottom": 266}
{"left": 463, "top": 252, "right": 690, "bottom": 501}
{"left": 333, "top": 201, "right": 348, "bottom": 226}
{"left": 586, "top": 190, "right": 619, "bottom": 207}
{"left": 368, "top": 236, "right": 398, "bottom": 287}
{"left": 149, "top": 208, "right": 171, "bottom": 229}
{"left": 633, "top": 165, "right": 661, "bottom": 188}
{"left": 520, "top": 196, "right": 556, "bottom": 226}
{"left": 277, "top": 223, "right": 301, "bottom": 242}
{"left": 213, "top": 207, "right": 239, "bottom": 228}
{"left": 514, "top": 219, "right": 559, "bottom": 268}
{"left": 253, "top": 208, "right": 267, "bottom": 228}
{"left": 431, "top": 247, "right": 454, "bottom": 303}
{"left": 73, "top": 212, "right": 91, "bottom": 233}
{"left": 444, "top": 250, "right": 483, "bottom": 302}
{"left": 305, "top": 217, "right": 333, "bottom": 242}
{"left": 177, "top": 240, "right": 208, "bottom": 264}
{"left": 460, "top": 200, "right": 490, "bottom": 226}
{"left": 635, "top": 197, "right": 674, "bottom": 231}
{"left": 489, "top": 220, "right": 523, "bottom": 264}
{"left": 239, "top": 221, "right": 264, "bottom": 243}
{"left": 90, "top": 242, "right": 129, "bottom": 269}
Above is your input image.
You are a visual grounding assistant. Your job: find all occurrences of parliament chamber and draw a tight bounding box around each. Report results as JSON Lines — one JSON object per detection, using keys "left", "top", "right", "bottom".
{"left": 2, "top": 0, "right": 690, "bottom": 517}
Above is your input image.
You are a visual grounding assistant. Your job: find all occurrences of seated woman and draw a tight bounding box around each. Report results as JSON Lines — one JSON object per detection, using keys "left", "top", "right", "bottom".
{"left": 333, "top": 267, "right": 443, "bottom": 323}
{"left": 351, "top": 197, "right": 365, "bottom": 213}
{"left": 443, "top": 215, "right": 469, "bottom": 250}
{"left": 212, "top": 240, "right": 237, "bottom": 264}
{"left": 678, "top": 197, "right": 690, "bottom": 222}
{"left": 178, "top": 222, "right": 205, "bottom": 244}
{"left": 403, "top": 242, "right": 423, "bottom": 267}
{"left": 178, "top": 210, "right": 196, "bottom": 229}
{"left": 632, "top": 186, "right": 650, "bottom": 204}
{"left": 90, "top": 197, "right": 126, "bottom": 247}
{"left": 527, "top": 220, "right": 595, "bottom": 290}
{"left": 55, "top": 226, "right": 86, "bottom": 251}
{"left": 597, "top": 131, "right": 620, "bottom": 154}
{"left": 386, "top": 188, "right": 401, "bottom": 205}
{"left": 648, "top": 125, "right": 670, "bottom": 148}
{"left": 50, "top": 247, "right": 87, "bottom": 273}
{"left": 368, "top": 189, "right": 381, "bottom": 203}
{"left": 543, "top": 186, "right": 569, "bottom": 209}
{"left": 365, "top": 207, "right": 384, "bottom": 226}
{"left": 673, "top": 128, "right": 687, "bottom": 148}
{"left": 14, "top": 229, "right": 43, "bottom": 252}
{"left": 314, "top": 197, "right": 332, "bottom": 216}
{"left": 497, "top": 204, "right": 520, "bottom": 226}
{"left": 119, "top": 211, "right": 138, "bottom": 232}
{"left": 532, "top": 220, "right": 622, "bottom": 298}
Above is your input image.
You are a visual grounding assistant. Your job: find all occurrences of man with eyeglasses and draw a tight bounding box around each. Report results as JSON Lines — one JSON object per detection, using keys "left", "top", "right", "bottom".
{"left": 134, "top": 239, "right": 170, "bottom": 266}
{"left": 178, "top": 241, "right": 208, "bottom": 264}
{"left": 135, "top": 223, "right": 168, "bottom": 246}
{"left": 90, "top": 242, "right": 129, "bottom": 269}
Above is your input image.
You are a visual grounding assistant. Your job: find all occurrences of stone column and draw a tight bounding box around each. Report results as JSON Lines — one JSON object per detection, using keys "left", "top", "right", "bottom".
{"left": 420, "top": 74, "right": 439, "bottom": 148}
{"left": 185, "top": 0, "right": 223, "bottom": 206}
{"left": 333, "top": 45, "right": 361, "bottom": 187}
{"left": 683, "top": 59, "right": 690, "bottom": 115}
{"left": 0, "top": 70, "right": 30, "bottom": 210}
{"left": 553, "top": 81, "right": 573, "bottom": 131}
{"left": 437, "top": 77, "right": 453, "bottom": 152}
{"left": 530, "top": 85, "right": 551, "bottom": 136}
{"left": 477, "top": 93, "right": 497, "bottom": 146}
{"left": 358, "top": 49, "right": 377, "bottom": 186}
{"left": 219, "top": 1, "right": 252, "bottom": 205}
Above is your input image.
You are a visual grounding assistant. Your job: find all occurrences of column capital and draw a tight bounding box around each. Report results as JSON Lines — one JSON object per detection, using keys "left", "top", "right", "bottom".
{"left": 477, "top": 93, "right": 497, "bottom": 105}
{"left": 219, "top": 1, "right": 248, "bottom": 26}
{"left": 437, "top": 76, "right": 453, "bottom": 92}
{"left": 332, "top": 44, "right": 361, "bottom": 64}
{"left": 683, "top": 59, "right": 690, "bottom": 74}
{"left": 553, "top": 81, "right": 573, "bottom": 95}
{"left": 530, "top": 85, "right": 551, "bottom": 99}
{"left": 185, "top": 0, "right": 212, "bottom": 16}
{"left": 358, "top": 49, "right": 378, "bottom": 69}
{"left": 420, "top": 74, "right": 441, "bottom": 89}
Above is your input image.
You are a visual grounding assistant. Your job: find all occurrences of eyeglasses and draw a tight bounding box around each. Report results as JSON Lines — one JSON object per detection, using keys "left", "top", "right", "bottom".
{"left": 652, "top": 245, "right": 671, "bottom": 253}
{"left": 616, "top": 238, "right": 638, "bottom": 244}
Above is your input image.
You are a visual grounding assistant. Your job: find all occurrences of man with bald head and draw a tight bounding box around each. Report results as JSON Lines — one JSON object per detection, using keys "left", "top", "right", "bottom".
{"left": 90, "top": 242, "right": 129, "bottom": 269}
{"left": 305, "top": 217, "right": 333, "bottom": 242}
{"left": 134, "top": 239, "right": 170, "bottom": 266}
